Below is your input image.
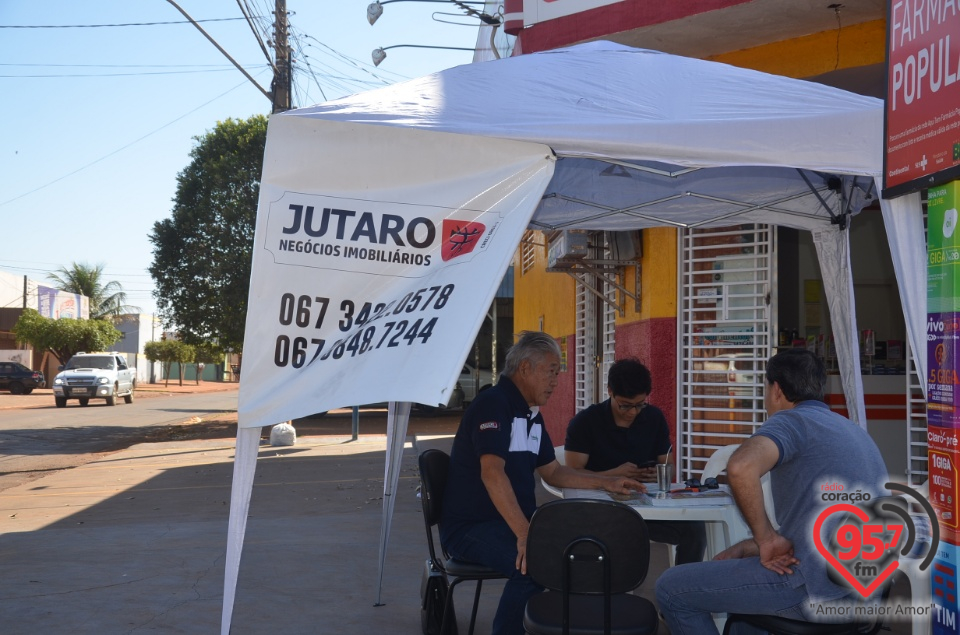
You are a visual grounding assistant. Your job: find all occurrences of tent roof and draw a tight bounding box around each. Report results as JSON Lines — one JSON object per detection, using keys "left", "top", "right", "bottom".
{"left": 290, "top": 41, "right": 884, "bottom": 175}
{"left": 286, "top": 41, "right": 884, "bottom": 232}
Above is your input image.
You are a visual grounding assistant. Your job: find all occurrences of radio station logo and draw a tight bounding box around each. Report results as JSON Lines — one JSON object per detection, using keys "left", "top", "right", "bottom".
{"left": 813, "top": 482, "right": 937, "bottom": 599}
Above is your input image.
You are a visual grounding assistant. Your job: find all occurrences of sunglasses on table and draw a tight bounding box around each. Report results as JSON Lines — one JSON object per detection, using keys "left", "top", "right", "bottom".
{"left": 681, "top": 477, "right": 719, "bottom": 492}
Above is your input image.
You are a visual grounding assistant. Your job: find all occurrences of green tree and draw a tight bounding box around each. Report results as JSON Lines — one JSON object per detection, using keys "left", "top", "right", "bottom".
{"left": 12, "top": 309, "right": 121, "bottom": 365}
{"left": 144, "top": 339, "right": 196, "bottom": 387}
{"left": 171, "top": 341, "right": 196, "bottom": 387}
{"left": 149, "top": 115, "right": 267, "bottom": 353}
{"left": 47, "top": 262, "right": 139, "bottom": 319}
{"left": 193, "top": 341, "right": 224, "bottom": 384}
{"left": 144, "top": 340, "right": 174, "bottom": 387}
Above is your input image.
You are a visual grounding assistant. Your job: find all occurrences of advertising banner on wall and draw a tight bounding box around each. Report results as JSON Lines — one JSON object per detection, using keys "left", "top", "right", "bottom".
{"left": 929, "top": 183, "right": 960, "bottom": 428}
{"left": 932, "top": 541, "right": 960, "bottom": 634}
{"left": 36, "top": 286, "right": 88, "bottom": 319}
{"left": 928, "top": 425, "right": 960, "bottom": 544}
{"left": 929, "top": 181, "right": 960, "bottom": 632}
{"left": 928, "top": 312, "right": 960, "bottom": 428}
{"left": 884, "top": 4, "right": 960, "bottom": 196}
{"left": 928, "top": 183, "right": 960, "bottom": 312}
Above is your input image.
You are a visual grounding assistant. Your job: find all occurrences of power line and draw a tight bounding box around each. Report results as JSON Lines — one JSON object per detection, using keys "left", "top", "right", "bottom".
{"left": 0, "top": 62, "right": 247, "bottom": 68}
{"left": 0, "top": 258, "right": 155, "bottom": 273}
{"left": 298, "top": 32, "right": 406, "bottom": 85}
{"left": 236, "top": 0, "right": 275, "bottom": 70}
{"left": 0, "top": 261, "right": 155, "bottom": 279}
{"left": 3, "top": 67, "right": 264, "bottom": 78}
{"left": 0, "top": 17, "right": 257, "bottom": 29}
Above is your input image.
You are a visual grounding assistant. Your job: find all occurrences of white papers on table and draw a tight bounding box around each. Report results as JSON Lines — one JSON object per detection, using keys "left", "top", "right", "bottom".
{"left": 562, "top": 485, "right": 733, "bottom": 507}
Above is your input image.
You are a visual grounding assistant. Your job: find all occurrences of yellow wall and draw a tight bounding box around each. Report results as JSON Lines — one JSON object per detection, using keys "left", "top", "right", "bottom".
{"left": 707, "top": 20, "right": 886, "bottom": 77}
{"left": 514, "top": 228, "right": 679, "bottom": 335}
{"left": 615, "top": 227, "right": 678, "bottom": 324}
{"left": 513, "top": 232, "right": 577, "bottom": 337}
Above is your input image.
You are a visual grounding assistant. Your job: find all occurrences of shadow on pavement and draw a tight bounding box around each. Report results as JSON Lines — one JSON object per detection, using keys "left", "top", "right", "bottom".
{"left": 0, "top": 436, "right": 495, "bottom": 635}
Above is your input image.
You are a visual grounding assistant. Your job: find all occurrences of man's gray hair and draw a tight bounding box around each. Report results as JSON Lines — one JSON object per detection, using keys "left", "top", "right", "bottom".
{"left": 503, "top": 331, "right": 562, "bottom": 377}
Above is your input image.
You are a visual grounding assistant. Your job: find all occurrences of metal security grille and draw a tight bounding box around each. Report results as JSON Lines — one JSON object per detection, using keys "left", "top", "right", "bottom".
{"left": 520, "top": 230, "right": 538, "bottom": 276}
{"left": 575, "top": 278, "right": 596, "bottom": 411}
{"left": 907, "top": 209, "right": 929, "bottom": 487}
{"left": 600, "top": 280, "right": 616, "bottom": 393}
{"left": 575, "top": 234, "right": 617, "bottom": 411}
{"left": 906, "top": 336, "right": 929, "bottom": 487}
{"left": 677, "top": 225, "right": 775, "bottom": 480}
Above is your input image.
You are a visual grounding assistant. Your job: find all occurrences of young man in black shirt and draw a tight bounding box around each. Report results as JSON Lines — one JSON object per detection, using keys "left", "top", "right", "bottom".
{"left": 565, "top": 358, "right": 706, "bottom": 565}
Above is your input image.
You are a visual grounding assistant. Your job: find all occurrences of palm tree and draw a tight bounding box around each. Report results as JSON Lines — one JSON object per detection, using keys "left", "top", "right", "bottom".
{"left": 48, "top": 262, "right": 140, "bottom": 319}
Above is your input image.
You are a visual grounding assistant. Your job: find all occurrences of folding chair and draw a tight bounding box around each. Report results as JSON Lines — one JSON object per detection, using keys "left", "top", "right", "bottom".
{"left": 702, "top": 443, "right": 777, "bottom": 530}
{"left": 523, "top": 498, "right": 660, "bottom": 635}
{"left": 418, "top": 449, "right": 507, "bottom": 635}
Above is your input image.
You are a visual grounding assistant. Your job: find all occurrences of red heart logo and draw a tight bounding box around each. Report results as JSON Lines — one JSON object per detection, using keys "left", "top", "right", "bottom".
{"left": 441, "top": 220, "right": 486, "bottom": 262}
{"left": 813, "top": 503, "right": 900, "bottom": 598}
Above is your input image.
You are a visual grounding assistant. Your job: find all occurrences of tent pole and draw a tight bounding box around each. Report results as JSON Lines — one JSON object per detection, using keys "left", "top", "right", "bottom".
{"left": 375, "top": 401, "right": 412, "bottom": 606}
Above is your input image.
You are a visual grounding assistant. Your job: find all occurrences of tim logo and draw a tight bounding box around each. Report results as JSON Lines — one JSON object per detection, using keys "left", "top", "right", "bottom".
{"left": 441, "top": 219, "right": 486, "bottom": 262}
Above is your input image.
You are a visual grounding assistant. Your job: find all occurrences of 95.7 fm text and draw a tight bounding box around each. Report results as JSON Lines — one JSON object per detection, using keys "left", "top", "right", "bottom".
{"left": 272, "top": 284, "right": 453, "bottom": 368}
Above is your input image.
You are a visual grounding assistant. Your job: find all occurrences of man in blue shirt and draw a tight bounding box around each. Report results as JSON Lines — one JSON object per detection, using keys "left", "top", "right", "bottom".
{"left": 441, "top": 331, "right": 644, "bottom": 635}
{"left": 656, "top": 348, "right": 888, "bottom": 634}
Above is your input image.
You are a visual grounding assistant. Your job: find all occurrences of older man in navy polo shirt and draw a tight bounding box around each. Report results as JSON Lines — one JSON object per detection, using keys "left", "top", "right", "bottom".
{"left": 441, "top": 331, "right": 644, "bottom": 635}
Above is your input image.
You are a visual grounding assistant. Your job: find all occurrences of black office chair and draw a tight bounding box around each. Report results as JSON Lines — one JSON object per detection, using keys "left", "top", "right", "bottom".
{"left": 418, "top": 449, "right": 508, "bottom": 635}
{"left": 523, "top": 498, "right": 660, "bottom": 635}
{"left": 722, "top": 496, "right": 903, "bottom": 635}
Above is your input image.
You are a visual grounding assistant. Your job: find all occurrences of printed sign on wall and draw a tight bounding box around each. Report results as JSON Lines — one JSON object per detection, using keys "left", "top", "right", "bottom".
{"left": 929, "top": 181, "right": 960, "bottom": 632}
{"left": 884, "top": 7, "right": 960, "bottom": 196}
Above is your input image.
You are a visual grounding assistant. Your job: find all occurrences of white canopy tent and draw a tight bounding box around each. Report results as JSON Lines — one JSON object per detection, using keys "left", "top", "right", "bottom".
{"left": 222, "top": 42, "right": 926, "bottom": 633}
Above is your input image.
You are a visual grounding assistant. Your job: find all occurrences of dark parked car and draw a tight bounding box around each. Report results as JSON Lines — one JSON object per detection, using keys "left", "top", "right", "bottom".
{"left": 0, "top": 362, "right": 45, "bottom": 394}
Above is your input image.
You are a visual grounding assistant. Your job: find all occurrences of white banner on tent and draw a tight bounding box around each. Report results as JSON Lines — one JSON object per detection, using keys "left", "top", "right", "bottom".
{"left": 238, "top": 118, "right": 556, "bottom": 427}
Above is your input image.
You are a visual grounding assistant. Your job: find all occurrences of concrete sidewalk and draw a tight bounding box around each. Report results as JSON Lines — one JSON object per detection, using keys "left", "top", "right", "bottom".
{"left": 0, "top": 429, "right": 517, "bottom": 634}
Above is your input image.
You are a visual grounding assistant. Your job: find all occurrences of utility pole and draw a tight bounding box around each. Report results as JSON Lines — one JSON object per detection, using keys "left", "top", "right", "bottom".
{"left": 271, "top": 0, "right": 292, "bottom": 113}
{"left": 167, "top": 0, "right": 293, "bottom": 112}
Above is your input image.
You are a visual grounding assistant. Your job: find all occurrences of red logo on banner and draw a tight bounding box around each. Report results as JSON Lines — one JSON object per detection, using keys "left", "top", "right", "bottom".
{"left": 441, "top": 220, "right": 486, "bottom": 262}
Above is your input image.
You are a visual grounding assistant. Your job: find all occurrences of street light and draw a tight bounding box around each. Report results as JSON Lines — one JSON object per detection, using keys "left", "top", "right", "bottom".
{"left": 367, "top": 0, "right": 492, "bottom": 25}
{"left": 371, "top": 44, "right": 475, "bottom": 67}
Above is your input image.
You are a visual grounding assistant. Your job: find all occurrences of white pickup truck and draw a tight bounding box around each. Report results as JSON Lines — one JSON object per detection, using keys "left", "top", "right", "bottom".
{"left": 52, "top": 352, "right": 137, "bottom": 408}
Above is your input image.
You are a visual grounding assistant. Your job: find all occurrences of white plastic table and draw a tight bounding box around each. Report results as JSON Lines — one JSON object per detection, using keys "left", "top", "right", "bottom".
{"left": 562, "top": 485, "right": 751, "bottom": 559}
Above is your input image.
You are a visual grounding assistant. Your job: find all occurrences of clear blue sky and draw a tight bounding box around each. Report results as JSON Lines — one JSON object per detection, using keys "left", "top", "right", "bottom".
{"left": 0, "top": 1, "right": 482, "bottom": 318}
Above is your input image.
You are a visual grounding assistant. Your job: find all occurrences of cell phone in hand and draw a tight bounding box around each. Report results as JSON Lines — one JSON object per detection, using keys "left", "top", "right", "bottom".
{"left": 638, "top": 460, "right": 657, "bottom": 468}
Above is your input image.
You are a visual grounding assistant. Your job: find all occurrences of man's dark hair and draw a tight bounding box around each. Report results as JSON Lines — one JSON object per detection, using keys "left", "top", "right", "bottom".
{"left": 765, "top": 348, "right": 826, "bottom": 403}
{"left": 607, "top": 358, "right": 652, "bottom": 397}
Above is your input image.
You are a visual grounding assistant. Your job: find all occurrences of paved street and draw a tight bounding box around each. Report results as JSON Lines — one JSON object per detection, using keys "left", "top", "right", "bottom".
{"left": 0, "top": 389, "right": 238, "bottom": 431}
{"left": 0, "top": 383, "right": 239, "bottom": 492}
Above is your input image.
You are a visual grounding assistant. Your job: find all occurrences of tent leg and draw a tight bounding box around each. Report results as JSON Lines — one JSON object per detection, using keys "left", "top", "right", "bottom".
{"left": 812, "top": 225, "right": 866, "bottom": 427}
{"left": 221, "top": 426, "right": 261, "bottom": 635}
{"left": 375, "top": 401, "right": 411, "bottom": 606}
